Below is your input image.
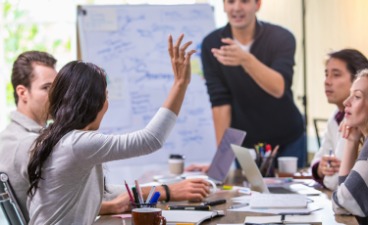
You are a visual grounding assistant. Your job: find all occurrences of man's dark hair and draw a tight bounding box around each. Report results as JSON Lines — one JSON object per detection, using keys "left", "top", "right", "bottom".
{"left": 328, "top": 49, "right": 368, "bottom": 81}
{"left": 11, "top": 51, "right": 57, "bottom": 104}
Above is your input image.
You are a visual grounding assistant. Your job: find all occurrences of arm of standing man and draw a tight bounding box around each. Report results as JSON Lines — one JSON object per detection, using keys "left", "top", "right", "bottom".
{"left": 211, "top": 38, "right": 285, "bottom": 98}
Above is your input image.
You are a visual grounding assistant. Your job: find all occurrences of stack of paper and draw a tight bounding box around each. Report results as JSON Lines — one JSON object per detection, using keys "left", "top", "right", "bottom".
{"left": 250, "top": 194, "right": 308, "bottom": 208}
{"left": 244, "top": 214, "right": 322, "bottom": 224}
{"left": 162, "top": 210, "right": 224, "bottom": 225}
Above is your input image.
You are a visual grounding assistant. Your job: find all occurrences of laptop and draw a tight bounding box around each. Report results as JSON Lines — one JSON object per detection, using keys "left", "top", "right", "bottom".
{"left": 231, "top": 144, "right": 321, "bottom": 195}
{"left": 181, "top": 128, "right": 246, "bottom": 185}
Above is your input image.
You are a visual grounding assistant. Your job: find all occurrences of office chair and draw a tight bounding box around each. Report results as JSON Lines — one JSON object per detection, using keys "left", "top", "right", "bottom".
{"left": 0, "top": 172, "right": 27, "bottom": 225}
{"left": 313, "top": 118, "right": 328, "bottom": 148}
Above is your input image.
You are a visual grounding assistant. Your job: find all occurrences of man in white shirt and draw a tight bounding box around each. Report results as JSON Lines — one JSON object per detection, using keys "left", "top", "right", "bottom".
{"left": 311, "top": 49, "right": 368, "bottom": 190}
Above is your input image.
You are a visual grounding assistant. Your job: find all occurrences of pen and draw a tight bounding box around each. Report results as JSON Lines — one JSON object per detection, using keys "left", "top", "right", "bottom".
{"left": 167, "top": 205, "right": 211, "bottom": 211}
{"left": 202, "top": 199, "right": 226, "bottom": 206}
{"left": 327, "top": 149, "right": 333, "bottom": 168}
{"left": 271, "top": 145, "right": 280, "bottom": 157}
{"left": 279, "top": 212, "right": 311, "bottom": 215}
{"left": 124, "top": 180, "right": 134, "bottom": 204}
{"left": 229, "top": 203, "right": 249, "bottom": 209}
{"left": 135, "top": 180, "right": 144, "bottom": 204}
{"left": 145, "top": 186, "right": 156, "bottom": 204}
{"left": 222, "top": 185, "right": 233, "bottom": 190}
{"left": 132, "top": 187, "right": 139, "bottom": 204}
{"left": 167, "top": 223, "right": 195, "bottom": 225}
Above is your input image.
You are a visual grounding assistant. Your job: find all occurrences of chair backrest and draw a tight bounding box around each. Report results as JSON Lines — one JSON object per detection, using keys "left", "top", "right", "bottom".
{"left": 313, "top": 118, "right": 328, "bottom": 148}
{"left": 0, "top": 172, "right": 27, "bottom": 225}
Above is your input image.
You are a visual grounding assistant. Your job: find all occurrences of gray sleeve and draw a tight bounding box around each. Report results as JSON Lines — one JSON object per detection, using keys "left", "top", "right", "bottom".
{"left": 104, "top": 184, "right": 125, "bottom": 201}
{"left": 72, "top": 107, "right": 177, "bottom": 165}
{"left": 332, "top": 155, "right": 368, "bottom": 217}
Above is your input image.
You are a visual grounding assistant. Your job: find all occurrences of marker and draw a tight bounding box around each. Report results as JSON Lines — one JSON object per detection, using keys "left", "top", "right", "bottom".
{"left": 145, "top": 186, "right": 156, "bottom": 204}
{"left": 135, "top": 180, "right": 144, "bottom": 204}
{"left": 222, "top": 185, "right": 233, "bottom": 190}
{"left": 229, "top": 203, "right": 249, "bottom": 209}
{"left": 271, "top": 145, "right": 280, "bottom": 157}
{"left": 167, "top": 223, "right": 195, "bottom": 225}
{"left": 202, "top": 199, "right": 226, "bottom": 206}
{"left": 167, "top": 205, "right": 211, "bottom": 211}
{"left": 149, "top": 192, "right": 160, "bottom": 204}
{"left": 132, "top": 187, "right": 139, "bottom": 204}
{"left": 124, "top": 180, "right": 134, "bottom": 204}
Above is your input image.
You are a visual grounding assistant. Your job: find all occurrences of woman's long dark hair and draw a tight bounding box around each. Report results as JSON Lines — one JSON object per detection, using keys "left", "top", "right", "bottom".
{"left": 27, "top": 61, "right": 107, "bottom": 196}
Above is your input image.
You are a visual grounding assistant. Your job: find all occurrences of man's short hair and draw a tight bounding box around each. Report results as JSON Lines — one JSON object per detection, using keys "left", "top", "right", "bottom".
{"left": 328, "top": 49, "right": 368, "bottom": 81}
{"left": 11, "top": 51, "right": 57, "bottom": 105}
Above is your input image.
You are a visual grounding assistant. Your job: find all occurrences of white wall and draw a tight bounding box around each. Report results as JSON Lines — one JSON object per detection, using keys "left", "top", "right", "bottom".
{"left": 306, "top": 0, "right": 368, "bottom": 140}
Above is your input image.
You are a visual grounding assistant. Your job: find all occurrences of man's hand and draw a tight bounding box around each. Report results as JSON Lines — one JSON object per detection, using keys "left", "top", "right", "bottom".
{"left": 185, "top": 164, "right": 210, "bottom": 173}
{"left": 317, "top": 155, "right": 341, "bottom": 177}
{"left": 211, "top": 38, "right": 249, "bottom": 66}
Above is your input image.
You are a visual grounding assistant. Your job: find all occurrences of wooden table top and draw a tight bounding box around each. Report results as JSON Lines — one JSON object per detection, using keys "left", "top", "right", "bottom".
{"left": 94, "top": 170, "right": 357, "bottom": 225}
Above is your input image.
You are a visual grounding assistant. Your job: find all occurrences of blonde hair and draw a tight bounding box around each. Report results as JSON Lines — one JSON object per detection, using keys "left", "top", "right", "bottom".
{"left": 356, "top": 68, "right": 368, "bottom": 138}
{"left": 356, "top": 68, "right": 368, "bottom": 79}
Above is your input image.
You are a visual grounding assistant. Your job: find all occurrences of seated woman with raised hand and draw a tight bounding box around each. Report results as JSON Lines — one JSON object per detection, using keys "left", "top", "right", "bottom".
{"left": 26, "top": 34, "right": 195, "bottom": 225}
{"left": 332, "top": 68, "right": 368, "bottom": 224}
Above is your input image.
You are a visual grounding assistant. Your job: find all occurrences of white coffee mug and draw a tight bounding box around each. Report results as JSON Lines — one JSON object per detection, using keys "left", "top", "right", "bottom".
{"left": 168, "top": 154, "right": 185, "bottom": 175}
{"left": 278, "top": 157, "right": 298, "bottom": 174}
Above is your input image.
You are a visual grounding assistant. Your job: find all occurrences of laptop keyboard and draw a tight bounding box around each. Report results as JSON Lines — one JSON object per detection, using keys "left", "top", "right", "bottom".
{"left": 268, "top": 186, "right": 295, "bottom": 194}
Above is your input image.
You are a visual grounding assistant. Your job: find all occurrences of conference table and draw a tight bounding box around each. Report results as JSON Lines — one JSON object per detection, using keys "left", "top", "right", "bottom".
{"left": 94, "top": 170, "right": 357, "bottom": 225}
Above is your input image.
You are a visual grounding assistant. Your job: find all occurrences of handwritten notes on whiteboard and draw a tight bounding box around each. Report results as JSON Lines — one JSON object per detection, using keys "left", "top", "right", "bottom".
{"left": 78, "top": 4, "right": 216, "bottom": 167}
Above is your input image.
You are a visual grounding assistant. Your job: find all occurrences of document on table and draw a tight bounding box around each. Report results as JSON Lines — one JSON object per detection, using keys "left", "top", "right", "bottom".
{"left": 228, "top": 202, "right": 322, "bottom": 215}
{"left": 244, "top": 214, "right": 322, "bottom": 224}
{"left": 162, "top": 210, "right": 224, "bottom": 224}
{"left": 249, "top": 193, "right": 308, "bottom": 208}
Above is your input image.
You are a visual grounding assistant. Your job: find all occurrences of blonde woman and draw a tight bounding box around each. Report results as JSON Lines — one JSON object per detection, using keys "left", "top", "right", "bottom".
{"left": 333, "top": 68, "right": 368, "bottom": 224}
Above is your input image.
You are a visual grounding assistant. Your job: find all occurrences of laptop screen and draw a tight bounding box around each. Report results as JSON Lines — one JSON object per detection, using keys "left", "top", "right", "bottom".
{"left": 231, "top": 144, "right": 270, "bottom": 193}
{"left": 206, "top": 128, "right": 246, "bottom": 183}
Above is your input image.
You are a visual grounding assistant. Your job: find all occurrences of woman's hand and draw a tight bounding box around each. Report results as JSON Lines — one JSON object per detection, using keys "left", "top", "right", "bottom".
{"left": 99, "top": 193, "right": 132, "bottom": 215}
{"left": 164, "top": 34, "right": 196, "bottom": 115}
{"left": 168, "top": 34, "right": 196, "bottom": 87}
{"left": 340, "top": 121, "right": 362, "bottom": 142}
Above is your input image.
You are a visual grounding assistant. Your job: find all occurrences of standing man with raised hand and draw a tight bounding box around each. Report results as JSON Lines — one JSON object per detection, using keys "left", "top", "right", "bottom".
{"left": 200, "top": 0, "right": 305, "bottom": 168}
{"left": 311, "top": 49, "right": 368, "bottom": 190}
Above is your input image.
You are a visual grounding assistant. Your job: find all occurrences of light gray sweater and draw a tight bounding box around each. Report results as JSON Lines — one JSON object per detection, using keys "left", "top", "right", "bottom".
{"left": 0, "top": 111, "right": 42, "bottom": 221}
{"left": 28, "top": 108, "right": 176, "bottom": 225}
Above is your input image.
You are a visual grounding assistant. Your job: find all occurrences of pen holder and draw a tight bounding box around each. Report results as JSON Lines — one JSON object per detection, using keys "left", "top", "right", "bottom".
{"left": 259, "top": 156, "right": 275, "bottom": 177}
{"left": 131, "top": 203, "right": 157, "bottom": 208}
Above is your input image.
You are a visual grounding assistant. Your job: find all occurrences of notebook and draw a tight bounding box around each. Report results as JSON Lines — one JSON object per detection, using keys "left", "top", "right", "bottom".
{"left": 249, "top": 193, "right": 308, "bottom": 209}
{"left": 230, "top": 144, "right": 321, "bottom": 195}
{"left": 162, "top": 210, "right": 224, "bottom": 224}
{"left": 181, "top": 128, "right": 246, "bottom": 185}
{"left": 245, "top": 215, "right": 322, "bottom": 224}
